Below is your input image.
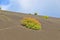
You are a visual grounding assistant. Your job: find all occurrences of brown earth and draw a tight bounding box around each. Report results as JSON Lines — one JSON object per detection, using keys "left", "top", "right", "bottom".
{"left": 0, "top": 10, "right": 60, "bottom": 40}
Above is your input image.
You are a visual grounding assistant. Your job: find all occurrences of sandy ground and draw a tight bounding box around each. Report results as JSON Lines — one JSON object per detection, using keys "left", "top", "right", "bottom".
{"left": 0, "top": 10, "right": 60, "bottom": 40}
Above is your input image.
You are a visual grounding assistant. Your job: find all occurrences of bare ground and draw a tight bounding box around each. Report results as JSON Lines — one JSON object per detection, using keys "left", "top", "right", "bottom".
{"left": 0, "top": 10, "right": 60, "bottom": 40}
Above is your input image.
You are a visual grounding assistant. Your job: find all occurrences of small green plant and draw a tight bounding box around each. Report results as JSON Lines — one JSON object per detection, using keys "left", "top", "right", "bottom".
{"left": 0, "top": 6, "right": 1, "bottom": 10}
{"left": 21, "top": 17, "right": 42, "bottom": 30}
{"left": 34, "top": 12, "right": 38, "bottom": 15}
{"left": 43, "top": 16, "right": 49, "bottom": 19}
{"left": 29, "top": 13, "right": 32, "bottom": 15}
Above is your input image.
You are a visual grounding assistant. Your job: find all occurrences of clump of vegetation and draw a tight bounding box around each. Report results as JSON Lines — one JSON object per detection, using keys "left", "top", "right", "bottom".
{"left": 29, "top": 13, "right": 32, "bottom": 15}
{"left": 34, "top": 12, "right": 38, "bottom": 15}
{"left": 21, "top": 17, "right": 42, "bottom": 30}
{"left": 43, "top": 16, "right": 49, "bottom": 19}
{"left": 0, "top": 6, "right": 1, "bottom": 10}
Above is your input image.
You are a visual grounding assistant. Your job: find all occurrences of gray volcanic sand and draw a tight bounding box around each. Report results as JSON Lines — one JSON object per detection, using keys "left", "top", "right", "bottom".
{"left": 0, "top": 10, "right": 60, "bottom": 40}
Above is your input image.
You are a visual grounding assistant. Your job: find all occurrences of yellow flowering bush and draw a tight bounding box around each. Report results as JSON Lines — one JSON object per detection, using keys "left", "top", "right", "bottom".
{"left": 21, "top": 17, "right": 42, "bottom": 30}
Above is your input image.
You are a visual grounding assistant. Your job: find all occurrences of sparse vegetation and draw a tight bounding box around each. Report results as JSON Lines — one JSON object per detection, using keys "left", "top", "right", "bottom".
{"left": 0, "top": 6, "right": 1, "bottom": 10}
{"left": 21, "top": 17, "right": 42, "bottom": 30}
{"left": 29, "top": 13, "right": 32, "bottom": 15}
{"left": 43, "top": 16, "right": 49, "bottom": 19}
{"left": 34, "top": 12, "right": 38, "bottom": 15}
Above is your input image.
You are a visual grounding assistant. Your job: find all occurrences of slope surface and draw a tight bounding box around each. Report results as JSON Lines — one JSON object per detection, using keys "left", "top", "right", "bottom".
{"left": 0, "top": 10, "right": 60, "bottom": 40}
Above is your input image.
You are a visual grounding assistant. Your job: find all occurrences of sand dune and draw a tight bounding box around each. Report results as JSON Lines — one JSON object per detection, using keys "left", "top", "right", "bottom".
{"left": 0, "top": 10, "right": 60, "bottom": 40}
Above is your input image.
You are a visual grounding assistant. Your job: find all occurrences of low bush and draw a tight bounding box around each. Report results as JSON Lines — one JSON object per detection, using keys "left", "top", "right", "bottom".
{"left": 34, "top": 12, "right": 38, "bottom": 15}
{"left": 43, "top": 16, "right": 49, "bottom": 19}
{"left": 0, "top": 6, "right": 1, "bottom": 10}
{"left": 21, "top": 17, "right": 42, "bottom": 30}
{"left": 29, "top": 13, "right": 32, "bottom": 15}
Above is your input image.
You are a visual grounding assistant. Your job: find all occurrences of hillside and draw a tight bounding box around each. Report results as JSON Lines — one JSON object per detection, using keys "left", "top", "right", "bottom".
{"left": 0, "top": 10, "right": 60, "bottom": 40}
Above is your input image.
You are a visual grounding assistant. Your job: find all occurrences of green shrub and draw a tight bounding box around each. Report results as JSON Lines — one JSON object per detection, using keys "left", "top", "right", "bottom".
{"left": 43, "top": 16, "right": 49, "bottom": 19}
{"left": 0, "top": 6, "right": 1, "bottom": 10}
{"left": 21, "top": 17, "right": 42, "bottom": 30}
{"left": 29, "top": 13, "right": 32, "bottom": 15}
{"left": 34, "top": 12, "right": 38, "bottom": 15}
